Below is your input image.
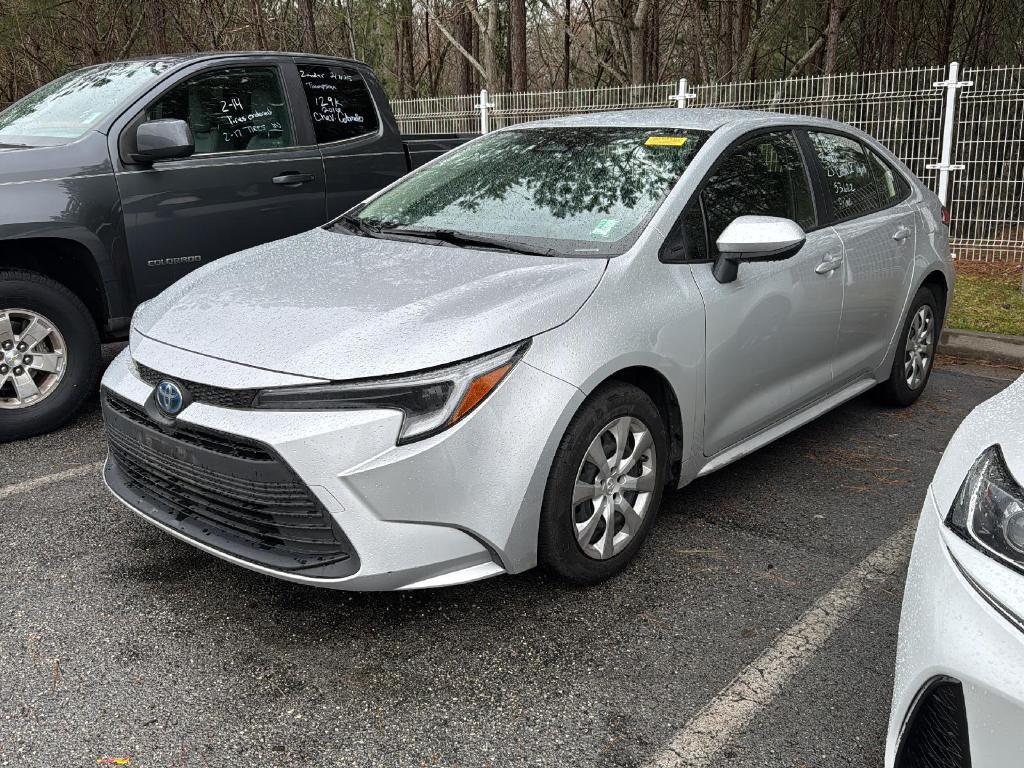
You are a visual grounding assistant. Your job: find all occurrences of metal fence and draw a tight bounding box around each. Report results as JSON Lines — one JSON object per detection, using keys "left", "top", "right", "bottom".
{"left": 392, "top": 63, "right": 1024, "bottom": 263}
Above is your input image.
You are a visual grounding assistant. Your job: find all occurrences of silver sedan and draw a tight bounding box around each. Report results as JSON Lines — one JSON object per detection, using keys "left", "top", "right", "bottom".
{"left": 100, "top": 108, "right": 953, "bottom": 589}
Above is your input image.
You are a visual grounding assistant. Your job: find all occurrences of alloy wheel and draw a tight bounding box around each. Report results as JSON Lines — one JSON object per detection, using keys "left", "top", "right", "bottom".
{"left": 903, "top": 305, "right": 934, "bottom": 391}
{"left": 0, "top": 308, "right": 68, "bottom": 409}
{"left": 572, "top": 416, "right": 658, "bottom": 560}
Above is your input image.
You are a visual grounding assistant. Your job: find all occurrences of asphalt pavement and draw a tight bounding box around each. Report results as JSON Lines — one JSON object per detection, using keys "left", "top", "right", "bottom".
{"left": 1, "top": 350, "right": 1018, "bottom": 768}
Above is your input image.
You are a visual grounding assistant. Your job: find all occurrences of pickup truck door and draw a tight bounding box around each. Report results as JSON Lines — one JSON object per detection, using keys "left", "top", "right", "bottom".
{"left": 112, "top": 60, "right": 327, "bottom": 301}
{"left": 293, "top": 60, "right": 408, "bottom": 219}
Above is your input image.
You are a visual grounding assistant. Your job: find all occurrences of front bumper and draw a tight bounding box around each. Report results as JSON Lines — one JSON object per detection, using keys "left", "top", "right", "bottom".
{"left": 100, "top": 341, "right": 584, "bottom": 590}
{"left": 886, "top": 487, "right": 1024, "bottom": 767}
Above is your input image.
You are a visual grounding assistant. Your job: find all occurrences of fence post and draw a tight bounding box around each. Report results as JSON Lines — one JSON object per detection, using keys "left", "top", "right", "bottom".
{"left": 927, "top": 61, "right": 972, "bottom": 207}
{"left": 670, "top": 78, "right": 696, "bottom": 108}
{"left": 476, "top": 89, "right": 495, "bottom": 134}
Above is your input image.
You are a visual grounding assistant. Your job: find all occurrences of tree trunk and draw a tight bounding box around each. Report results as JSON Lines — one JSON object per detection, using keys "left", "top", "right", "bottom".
{"left": 458, "top": 2, "right": 474, "bottom": 93}
{"left": 424, "top": 2, "right": 436, "bottom": 96}
{"left": 401, "top": 0, "right": 415, "bottom": 94}
{"left": 563, "top": 0, "right": 571, "bottom": 89}
{"left": 510, "top": 0, "right": 527, "bottom": 91}
{"left": 628, "top": 0, "right": 652, "bottom": 84}
{"left": 483, "top": 0, "right": 500, "bottom": 89}
{"left": 301, "top": 0, "right": 318, "bottom": 52}
{"left": 823, "top": 0, "right": 843, "bottom": 74}
{"left": 938, "top": 0, "right": 958, "bottom": 63}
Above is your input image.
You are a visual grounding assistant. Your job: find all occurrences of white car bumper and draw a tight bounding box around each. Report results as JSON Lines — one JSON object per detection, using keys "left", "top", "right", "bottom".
{"left": 100, "top": 340, "right": 583, "bottom": 591}
{"left": 886, "top": 486, "right": 1024, "bottom": 767}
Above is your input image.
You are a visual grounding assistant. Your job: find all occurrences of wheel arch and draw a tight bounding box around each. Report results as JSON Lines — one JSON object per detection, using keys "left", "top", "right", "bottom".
{"left": 919, "top": 269, "right": 950, "bottom": 325}
{"left": 0, "top": 236, "right": 110, "bottom": 331}
{"left": 590, "top": 365, "right": 685, "bottom": 484}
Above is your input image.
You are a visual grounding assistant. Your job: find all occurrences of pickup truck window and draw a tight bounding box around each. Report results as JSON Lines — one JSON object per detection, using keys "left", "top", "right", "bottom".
{"left": 297, "top": 64, "right": 380, "bottom": 144}
{"left": 0, "top": 60, "right": 174, "bottom": 146}
{"left": 351, "top": 127, "right": 709, "bottom": 257}
{"left": 145, "top": 67, "right": 293, "bottom": 155}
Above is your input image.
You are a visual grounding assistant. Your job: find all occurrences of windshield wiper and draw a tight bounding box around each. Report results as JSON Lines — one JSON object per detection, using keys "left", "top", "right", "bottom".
{"left": 379, "top": 226, "right": 558, "bottom": 257}
{"left": 331, "top": 213, "right": 384, "bottom": 238}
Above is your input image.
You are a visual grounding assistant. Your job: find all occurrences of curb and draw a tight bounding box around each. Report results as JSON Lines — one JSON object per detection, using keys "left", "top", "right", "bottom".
{"left": 941, "top": 328, "right": 1024, "bottom": 367}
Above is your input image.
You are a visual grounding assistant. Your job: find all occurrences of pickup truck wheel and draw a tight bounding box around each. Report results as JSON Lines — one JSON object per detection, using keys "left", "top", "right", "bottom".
{"left": 0, "top": 270, "right": 100, "bottom": 441}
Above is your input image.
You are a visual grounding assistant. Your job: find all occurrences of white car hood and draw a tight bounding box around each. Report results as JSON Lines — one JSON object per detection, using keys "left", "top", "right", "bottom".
{"left": 133, "top": 227, "right": 606, "bottom": 380}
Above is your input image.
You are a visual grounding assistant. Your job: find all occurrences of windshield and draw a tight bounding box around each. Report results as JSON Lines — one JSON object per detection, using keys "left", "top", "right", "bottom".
{"left": 0, "top": 60, "right": 176, "bottom": 146}
{"left": 350, "top": 126, "right": 709, "bottom": 256}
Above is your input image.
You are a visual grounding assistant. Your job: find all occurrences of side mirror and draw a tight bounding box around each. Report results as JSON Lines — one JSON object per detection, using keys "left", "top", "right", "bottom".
{"left": 712, "top": 215, "right": 806, "bottom": 284}
{"left": 133, "top": 119, "right": 194, "bottom": 163}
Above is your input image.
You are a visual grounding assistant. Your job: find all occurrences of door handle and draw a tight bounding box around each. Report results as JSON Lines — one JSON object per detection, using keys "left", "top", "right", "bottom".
{"left": 272, "top": 172, "right": 315, "bottom": 186}
{"left": 892, "top": 226, "right": 912, "bottom": 242}
{"left": 815, "top": 254, "right": 843, "bottom": 275}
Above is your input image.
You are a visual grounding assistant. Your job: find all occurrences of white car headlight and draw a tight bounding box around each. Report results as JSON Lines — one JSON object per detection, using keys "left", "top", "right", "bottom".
{"left": 946, "top": 445, "right": 1024, "bottom": 570}
{"left": 253, "top": 341, "right": 529, "bottom": 444}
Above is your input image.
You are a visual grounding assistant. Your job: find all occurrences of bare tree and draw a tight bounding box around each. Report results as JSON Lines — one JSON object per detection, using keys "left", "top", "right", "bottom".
{"left": 510, "top": 0, "right": 527, "bottom": 91}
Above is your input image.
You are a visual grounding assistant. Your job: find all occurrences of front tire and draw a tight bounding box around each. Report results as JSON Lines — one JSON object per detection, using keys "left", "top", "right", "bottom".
{"left": 875, "top": 286, "right": 939, "bottom": 407}
{"left": 0, "top": 270, "right": 101, "bottom": 441}
{"left": 539, "top": 382, "right": 669, "bottom": 585}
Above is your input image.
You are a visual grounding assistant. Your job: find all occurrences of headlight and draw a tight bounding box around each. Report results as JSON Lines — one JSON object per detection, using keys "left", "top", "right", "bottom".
{"left": 946, "top": 445, "right": 1024, "bottom": 570}
{"left": 253, "top": 341, "right": 529, "bottom": 444}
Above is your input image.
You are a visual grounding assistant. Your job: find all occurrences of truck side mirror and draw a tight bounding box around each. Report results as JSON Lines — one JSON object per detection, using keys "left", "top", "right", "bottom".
{"left": 133, "top": 119, "right": 195, "bottom": 163}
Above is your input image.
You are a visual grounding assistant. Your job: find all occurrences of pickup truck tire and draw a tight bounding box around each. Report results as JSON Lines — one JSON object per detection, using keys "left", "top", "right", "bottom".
{"left": 0, "top": 270, "right": 101, "bottom": 441}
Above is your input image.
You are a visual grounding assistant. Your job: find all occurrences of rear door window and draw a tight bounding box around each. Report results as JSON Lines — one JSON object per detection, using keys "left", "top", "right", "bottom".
{"left": 806, "top": 131, "right": 884, "bottom": 221}
{"left": 297, "top": 64, "right": 380, "bottom": 144}
{"left": 146, "top": 66, "right": 293, "bottom": 155}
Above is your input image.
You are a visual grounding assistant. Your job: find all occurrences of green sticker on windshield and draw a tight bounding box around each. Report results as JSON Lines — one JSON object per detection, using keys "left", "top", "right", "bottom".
{"left": 591, "top": 218, "right": 619, "bottom": 238}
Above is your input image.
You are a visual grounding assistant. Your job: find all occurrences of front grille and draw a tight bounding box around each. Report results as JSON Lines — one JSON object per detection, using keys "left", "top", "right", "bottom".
{"left": 102, "top": 392, "right": 357, "bottom": 578}
{"left": 895, "top": 680, "right": 972, "bottom": 768}
{"left": 104, "top": 393, "right": 272, "bottom": 461}
{"left": 134, "top": 361, "right": 260, "bottom": 409}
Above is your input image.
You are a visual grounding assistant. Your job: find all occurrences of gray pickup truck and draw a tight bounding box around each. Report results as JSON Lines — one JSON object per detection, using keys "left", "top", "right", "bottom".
{"left": 0, "top": 52, "right": 470, "bottom": 440}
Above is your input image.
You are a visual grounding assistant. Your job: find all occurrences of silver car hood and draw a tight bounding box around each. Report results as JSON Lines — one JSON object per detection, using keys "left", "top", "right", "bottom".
{"left": 134, "top": 227, "right": 606, "bottom": 380}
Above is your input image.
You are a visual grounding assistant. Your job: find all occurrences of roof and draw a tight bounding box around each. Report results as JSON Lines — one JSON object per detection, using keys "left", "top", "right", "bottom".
{"left": 103, "top": 51, "right": 366, "bottom": 68}
{"left": 516, "top": 107, "right": 848, "bottom": 133}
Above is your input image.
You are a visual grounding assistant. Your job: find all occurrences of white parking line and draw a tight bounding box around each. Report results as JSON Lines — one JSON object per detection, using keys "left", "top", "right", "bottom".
{"left": 647, "top": 522, "right": 916, "bottom": 768}
{"left": 0, "top": 461, "right": 104, "bottom": 501}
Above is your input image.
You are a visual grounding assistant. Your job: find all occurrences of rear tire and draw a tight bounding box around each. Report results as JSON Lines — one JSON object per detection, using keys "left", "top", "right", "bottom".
{"left": 875, "top": 286, "right": 939, "bottom": 407}
{"left": 0, "top": 270, "right": 101, "bottom": 442}
{"left": 539, "top": 382, "right": 668, "bottom": 585}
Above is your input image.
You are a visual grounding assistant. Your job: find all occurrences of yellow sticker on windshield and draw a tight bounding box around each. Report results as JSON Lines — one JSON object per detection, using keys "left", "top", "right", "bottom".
{"left": 645, "top": 136, "right": 687, "bottom": 147}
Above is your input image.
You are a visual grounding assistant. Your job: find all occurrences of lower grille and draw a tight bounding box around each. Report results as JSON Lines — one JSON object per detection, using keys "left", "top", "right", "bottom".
{"left": 895, "top": 679, "right": 972, "bottom": 768}
{"left": 102, "top": 391, "right": 357, "bottom": 578}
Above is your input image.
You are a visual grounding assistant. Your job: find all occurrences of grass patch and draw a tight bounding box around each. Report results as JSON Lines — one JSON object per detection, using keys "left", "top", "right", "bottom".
{"left": 948, "top": 270, "right": 1024, "bottom": 336}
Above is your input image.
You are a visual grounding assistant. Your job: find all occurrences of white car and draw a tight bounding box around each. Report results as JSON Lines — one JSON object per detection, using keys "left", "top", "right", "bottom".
{"left": 887, "top": 374, "right": 1024, "bottom": 767}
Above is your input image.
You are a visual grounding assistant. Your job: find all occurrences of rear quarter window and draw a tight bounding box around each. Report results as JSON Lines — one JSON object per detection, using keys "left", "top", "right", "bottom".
{"left": 865, "top": 147, "right": 911, "bottom": 207}
{"left": 298, "top": 64, "right": 380, "bottom": 144}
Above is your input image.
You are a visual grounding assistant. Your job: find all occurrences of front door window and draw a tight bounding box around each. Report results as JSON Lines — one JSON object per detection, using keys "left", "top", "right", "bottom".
{"left": 146, "top": 66, "right": 293, "bottom": 154}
